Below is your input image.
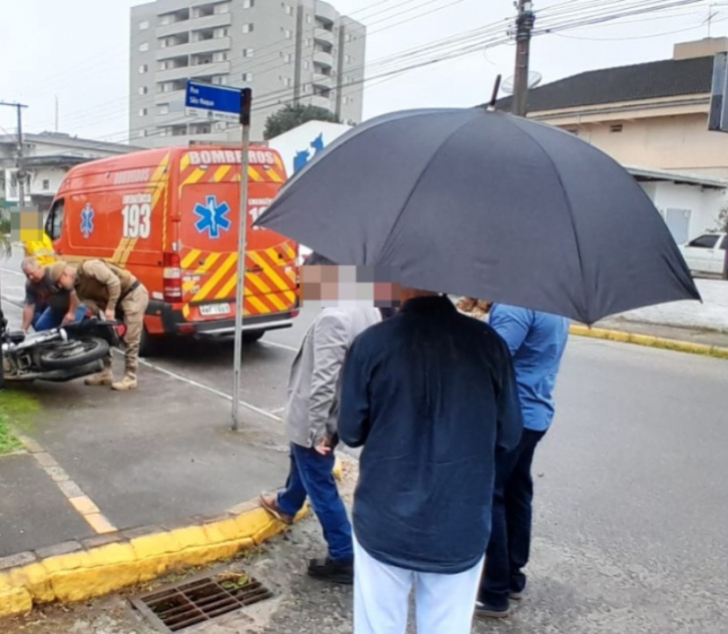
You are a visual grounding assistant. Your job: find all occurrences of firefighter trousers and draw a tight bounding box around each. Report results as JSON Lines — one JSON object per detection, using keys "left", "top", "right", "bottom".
{"left": 102, "top": 285, "right": 149, "bottom": 379}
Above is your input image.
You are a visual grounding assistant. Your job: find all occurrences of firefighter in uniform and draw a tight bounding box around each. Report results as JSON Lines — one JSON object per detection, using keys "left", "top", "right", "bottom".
{"left": 52, "top": 260, "right": 149, "bottom": 391}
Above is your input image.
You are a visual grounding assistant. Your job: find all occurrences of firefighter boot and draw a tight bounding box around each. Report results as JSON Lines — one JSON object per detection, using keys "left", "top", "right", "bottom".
{"left": 112, "top": 373, "right": 138, "bottom": 391}
{"left": 85, "top": 368, "right": 114, "bottom": 386}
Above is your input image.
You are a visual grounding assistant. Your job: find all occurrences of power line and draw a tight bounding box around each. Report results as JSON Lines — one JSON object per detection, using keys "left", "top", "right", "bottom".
{"left": 32, "top": 0, "right": 444, "bottom": 130}
{"left": 552, "top": 13, "right": 727, "bottom": 39}
{"left": 535, "top": 0, "right": 709, "bottom": 34}
{"left": 43, "top": 0, "right": 715, "bottom": 143}
{"left": 43, "top": 0, "right": 482, "bottom": 133}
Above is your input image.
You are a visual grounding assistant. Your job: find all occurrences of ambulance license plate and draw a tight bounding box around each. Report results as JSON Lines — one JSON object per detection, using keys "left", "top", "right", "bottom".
{"left": 200, "top": 303, "right": 231, "bottom": 316}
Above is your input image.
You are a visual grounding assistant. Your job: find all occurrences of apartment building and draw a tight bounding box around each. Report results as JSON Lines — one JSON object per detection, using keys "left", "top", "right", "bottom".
{"left": 130, "top": 0, "right": 366, "bottom": 147}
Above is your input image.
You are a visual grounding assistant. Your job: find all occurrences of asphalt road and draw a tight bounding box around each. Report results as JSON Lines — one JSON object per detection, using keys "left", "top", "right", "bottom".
{"left": 2, "top": 250, "right": 727, "bottom": 632}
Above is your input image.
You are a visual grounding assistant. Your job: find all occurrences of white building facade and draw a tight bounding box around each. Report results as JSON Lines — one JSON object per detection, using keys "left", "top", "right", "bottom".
{"left": 0, "top": 132, "right": 139, "bottom": 213}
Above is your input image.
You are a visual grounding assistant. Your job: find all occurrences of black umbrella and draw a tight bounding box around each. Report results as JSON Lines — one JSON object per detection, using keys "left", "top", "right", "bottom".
{"left": 256, "top": 108, "right": 700, "bottom": 323}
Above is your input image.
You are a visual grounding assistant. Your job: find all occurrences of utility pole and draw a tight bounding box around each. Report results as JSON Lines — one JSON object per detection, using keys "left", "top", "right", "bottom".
{"left": 512, "top": 0, "right": 536, "bottom": 117}
{"left": 0, "top": 101, "right": 29, "bottom": 209}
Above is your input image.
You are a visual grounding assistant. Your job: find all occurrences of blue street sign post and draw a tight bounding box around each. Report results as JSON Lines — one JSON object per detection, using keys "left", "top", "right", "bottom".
{"left": 186, "top": 81, "right": 253, "bottom": 431}
{"left": 185, "top": 81, "right": 242, "bottom": 122}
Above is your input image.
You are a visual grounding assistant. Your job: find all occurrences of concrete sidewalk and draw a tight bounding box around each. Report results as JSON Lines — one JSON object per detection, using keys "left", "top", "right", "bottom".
{"left": 1, "top": 357, "right": 289, "bottom": 558}
{"left": 0, "top": 299, "right": 296, "bottom": 616}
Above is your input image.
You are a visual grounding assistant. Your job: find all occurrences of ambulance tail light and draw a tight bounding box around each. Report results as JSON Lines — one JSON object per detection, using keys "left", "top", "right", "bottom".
{"left": 163, "top": 252, "right": 182, "bottom": 302}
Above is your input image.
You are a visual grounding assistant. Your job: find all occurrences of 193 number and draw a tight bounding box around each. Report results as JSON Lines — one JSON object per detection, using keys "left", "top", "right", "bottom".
{"left": 122, "top": 203, "right": 151, "bottom": 239}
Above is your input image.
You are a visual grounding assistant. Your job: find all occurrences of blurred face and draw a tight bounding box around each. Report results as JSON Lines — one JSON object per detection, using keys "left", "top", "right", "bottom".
{"left": 57, "top": 268, "right": 76, "bottom": 291}
{"left": 301, "top": 265, "right": 402, "bottom": 308}
{"left": 24, "top": 263, "right": 45, "bottom": 284}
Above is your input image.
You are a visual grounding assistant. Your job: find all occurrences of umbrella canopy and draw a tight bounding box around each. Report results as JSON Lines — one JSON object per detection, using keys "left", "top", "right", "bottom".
{"left": 256, "top": 108, "right": 700, "bottom": 323}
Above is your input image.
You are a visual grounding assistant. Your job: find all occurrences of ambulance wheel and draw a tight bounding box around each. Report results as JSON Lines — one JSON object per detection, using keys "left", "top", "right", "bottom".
{"left": 243, "top": 330, "right": 265, "bottom": 344}
{"left": 139, "top": 327, "right": 161, "bottom": 358}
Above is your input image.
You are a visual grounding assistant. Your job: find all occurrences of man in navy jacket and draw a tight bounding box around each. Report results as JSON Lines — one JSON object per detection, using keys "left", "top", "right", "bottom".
{"left": 339, "top": 289, "right": 522, "bottom": 634}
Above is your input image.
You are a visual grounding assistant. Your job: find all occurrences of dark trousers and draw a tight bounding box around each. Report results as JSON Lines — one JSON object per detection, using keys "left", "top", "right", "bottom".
{"left": 479, "top": 429, "right": 546, "bottom": 609}
{"left": 276, "top": 442, "right": 353, "bottom": 562}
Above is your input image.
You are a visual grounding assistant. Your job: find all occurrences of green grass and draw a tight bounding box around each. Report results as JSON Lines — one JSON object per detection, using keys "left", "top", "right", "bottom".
{"left": 0, "top": 390, "right": 40, "bottom": 455}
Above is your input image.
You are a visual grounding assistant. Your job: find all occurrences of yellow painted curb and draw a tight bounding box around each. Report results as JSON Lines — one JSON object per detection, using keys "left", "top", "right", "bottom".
{"left": 0, "top": 503, "right": 307, "bottom": 619}
{"left": 569, "top": 325, "right": 728, "bottom": 359}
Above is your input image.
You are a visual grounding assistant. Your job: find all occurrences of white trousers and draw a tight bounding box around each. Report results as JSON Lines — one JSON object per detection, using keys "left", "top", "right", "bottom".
{"left": 353, "top": 536, "right": 484, "bottom": 634}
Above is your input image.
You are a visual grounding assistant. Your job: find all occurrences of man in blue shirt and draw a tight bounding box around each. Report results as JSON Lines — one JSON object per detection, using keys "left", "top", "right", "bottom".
{"left": 339, "top": 290, "right": 522, "bottom": 634}
{"left": 477, "top": 304, "right": 570, "bottom": 618}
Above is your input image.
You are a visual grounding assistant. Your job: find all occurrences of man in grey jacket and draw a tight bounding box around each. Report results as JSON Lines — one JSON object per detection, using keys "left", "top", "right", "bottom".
{"left": 261, "top": 262, "right": 381, "bottom": 584}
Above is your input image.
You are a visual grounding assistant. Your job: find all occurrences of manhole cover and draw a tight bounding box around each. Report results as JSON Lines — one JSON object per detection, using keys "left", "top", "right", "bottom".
{"left": 131, "top": 570, "right": 273, "bottom": 632}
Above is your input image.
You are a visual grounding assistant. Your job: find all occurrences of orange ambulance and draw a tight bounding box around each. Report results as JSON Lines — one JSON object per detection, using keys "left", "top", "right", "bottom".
{"left": 45, "top": 146, "right": 299, "bottom": 352}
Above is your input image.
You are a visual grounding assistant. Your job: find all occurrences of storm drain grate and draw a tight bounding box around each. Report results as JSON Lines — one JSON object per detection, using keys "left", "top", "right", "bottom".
{"left": 131, "top": 571, "right": 273, "bottom": 632}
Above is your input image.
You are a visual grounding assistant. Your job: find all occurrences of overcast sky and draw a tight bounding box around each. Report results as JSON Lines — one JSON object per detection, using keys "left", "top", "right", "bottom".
{"left": 0, "top": 0, "right": 726, "bottom": 143}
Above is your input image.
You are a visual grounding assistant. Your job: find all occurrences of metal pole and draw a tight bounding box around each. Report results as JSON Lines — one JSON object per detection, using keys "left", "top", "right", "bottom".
{"left": 512, "top": 0, "right": 535, "bottom": 117}
{"left": 0, "top": 102, "right": 29, "bottom": 209}
{"left": 232, "top": 88, "right": 253, "bottom": 431}
{"left": 16, "top": 104, "right": 26, "bottom": 210}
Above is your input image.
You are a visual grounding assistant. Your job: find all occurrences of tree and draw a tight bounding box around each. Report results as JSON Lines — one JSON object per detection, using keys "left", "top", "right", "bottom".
{"left": 263, "top": 103, "right": 339, "bottom": 140}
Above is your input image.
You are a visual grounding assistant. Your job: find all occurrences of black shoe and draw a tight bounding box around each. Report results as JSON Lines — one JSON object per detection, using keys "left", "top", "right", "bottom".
{"left": 475, "top": 600, "right": 510, "bottom": 618}
{"left": 307, "top": 557, "right": 354, "bottom": 585}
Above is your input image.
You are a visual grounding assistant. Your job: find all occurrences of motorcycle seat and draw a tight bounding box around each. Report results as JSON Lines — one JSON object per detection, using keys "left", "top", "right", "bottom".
{"left": 7, "top": 331, "right": 26, "bottom": 344}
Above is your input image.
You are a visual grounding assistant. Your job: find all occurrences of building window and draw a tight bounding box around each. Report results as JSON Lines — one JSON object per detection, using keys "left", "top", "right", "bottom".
{"left": 139, "top": 64, "right": 148, "bottom": 74}
{"left": 212, "top": 75, "right": 229, "bottom": 85}
{"left": 42, "top": 179, "right": 50, "bottom": 191}
{"left": 306, "top": 15, "right": 313, "bottom": 24}
{"left": 281, "top": 27, "right": 292, "bottom": 39}
{"left": 213, "top": 51, "right": 228, "bottom": 62}
{"left": 285, "top": 5, "right": 293, "bottom": 15}
{"left": 243, "top": 0, "right": 254, "bottom": 7}
{"left": 139, "top": 42, "right": 149, "bottom": 52}
{"left": 139, "top": 86, "right": 148, "bottom": 95}
{"left": 280, "top": 51, "right": 293, "bottom": 62}
{"left": 303, "top": 61, "right": 310, "bottom": 70}
{"left": 242, "top": 72, "right": 253, "bottom": 82}
{"left": 243, "top": 48, "right": 254, "bottom": 57}
{"left": 159, "top": 104, "right": 170, "bottom": 115}
{"left": 139, "top": 108, "right": 148, "bottom": 117}
{"left": 242, "top": 23, "right": 254, "bottom": 33}
{"left": 610, "top": 124, "right": 624, "bottom": 133}
{"left": 345, "top": 54, "right": 353, "bottom": 64}
{"left": 280, "top": 76, "right": 292, "bottom": 87}
{"left": 139, "top": 20, "right": 150, "bottom": 30}
{"left": 215, "top": 2, "right": 231, "bottom": 13}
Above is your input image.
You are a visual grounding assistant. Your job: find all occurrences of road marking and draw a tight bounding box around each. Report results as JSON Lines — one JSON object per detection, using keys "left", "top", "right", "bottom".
{"left": 17, "top": 434, "right": 118, "bottom": 535}
{"left": 0, "top": 297, "right": 287, "bottom": 423}
{"left": 260, "top": 339, "right": 298, "bottom": 353}
{"left": 134, "top": 355, "right": 283, "bottom": 422}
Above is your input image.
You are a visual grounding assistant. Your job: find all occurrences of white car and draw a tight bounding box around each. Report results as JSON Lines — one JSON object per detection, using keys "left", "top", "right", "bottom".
{"left": 298, "top": 245, "right": 312, "bottom": 266}
{"left": 679, "top": 232, "right": 727, "bottom": 277}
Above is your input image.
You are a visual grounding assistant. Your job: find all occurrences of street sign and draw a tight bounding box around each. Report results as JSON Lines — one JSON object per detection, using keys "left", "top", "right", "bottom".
{"left": 708, "top": 52, "right": 728, "bottom": 134}
{"left": 185, "top": 81, "right": 242, "bottom": 123}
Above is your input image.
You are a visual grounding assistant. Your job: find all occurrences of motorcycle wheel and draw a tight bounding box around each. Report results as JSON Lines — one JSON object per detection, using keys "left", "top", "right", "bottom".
{"left": 38, "top": 338, "right": 110, "bottom": 370}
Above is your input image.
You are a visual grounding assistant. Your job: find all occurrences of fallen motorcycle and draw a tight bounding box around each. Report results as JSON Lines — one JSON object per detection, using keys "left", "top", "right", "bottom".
{"left": 0, "top": 315, "right": 122, "bottom": 383}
